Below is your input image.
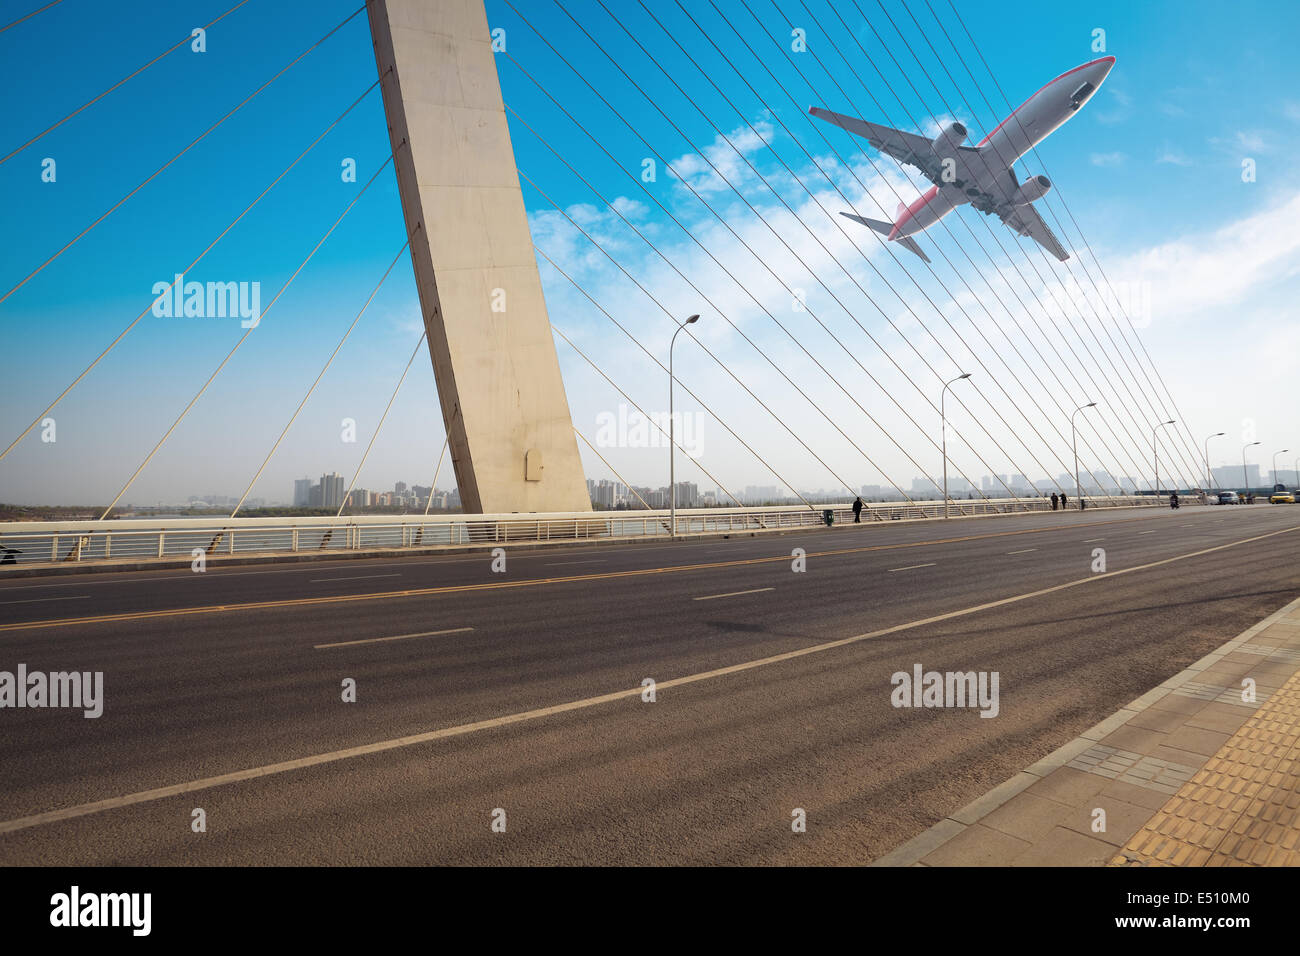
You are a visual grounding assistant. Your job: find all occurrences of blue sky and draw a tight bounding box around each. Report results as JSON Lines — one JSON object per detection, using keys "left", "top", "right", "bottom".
{"left": 1, "top": 0, "right": 1297, "bottom": 506}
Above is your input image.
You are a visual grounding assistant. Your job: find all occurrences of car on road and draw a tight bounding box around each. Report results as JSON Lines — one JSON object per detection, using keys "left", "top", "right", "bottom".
{"left": 1270, "top": 490, "right": 1295, "bottom": 504}
{"left": 1217, "top": 491, "right": 1240, "bottom": 505}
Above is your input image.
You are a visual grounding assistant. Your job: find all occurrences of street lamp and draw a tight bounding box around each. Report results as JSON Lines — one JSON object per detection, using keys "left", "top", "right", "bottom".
{"left": 1294, "top": 456, "right": 1299, "bottom": 492}
{"left": 669, "top": 314, "right": 699, "bottom": 537}
{"left": 1272, "top": 449, "right": 1290, "bottom": 491}
{"left": 1071, "top": 402, "right": 1097, "bottom": 508}
{"left": 1152, "top": 420, "right": 1175, "bottom": 500}
{"left": 941, "top": 372, "right": 972, "bottom": 518}
{"left": 1242, "top": 441, "right": 1261, "bottom": 498}
{"left": 1203, "top": 432, "right": 1225, "bottom": 493}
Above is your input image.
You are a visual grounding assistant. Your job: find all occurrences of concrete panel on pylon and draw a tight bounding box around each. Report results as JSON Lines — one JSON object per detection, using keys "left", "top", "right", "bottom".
{"left": 367, "top": 0, "right": 591, "bottom": 514}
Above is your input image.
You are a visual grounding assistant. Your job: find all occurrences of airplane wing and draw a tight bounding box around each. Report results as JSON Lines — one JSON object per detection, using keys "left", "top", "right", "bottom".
{"left": 998, "top": 203, "right": 1070, "bottom": 261}
{"left": 810, "top": 107, "right": 948, "bottom": 184}
{"left": 810, "top": 106, "right": 991, "bottom": 191}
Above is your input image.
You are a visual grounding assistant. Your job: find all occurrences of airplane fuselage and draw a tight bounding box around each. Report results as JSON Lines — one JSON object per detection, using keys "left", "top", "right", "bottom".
{"left": 889, "top": 56, "right": 1115, "bottom": 241}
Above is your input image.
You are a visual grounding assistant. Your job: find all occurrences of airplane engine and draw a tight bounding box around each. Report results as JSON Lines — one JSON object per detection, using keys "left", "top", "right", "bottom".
{"left": 1012, "top": 174, "right": 1052, "bottom": 205}
{"left": 930, "top": 120, "right": 967, "bottom": 156}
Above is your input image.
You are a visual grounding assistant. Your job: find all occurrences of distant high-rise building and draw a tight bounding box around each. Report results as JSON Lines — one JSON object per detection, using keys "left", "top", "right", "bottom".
{"left": 293, "top": 478, "right": 313, "bottom": 507}
{"left": 1213, "top": 464, "right": 1261, "bottom": 489}
{"left": 395, "top": 481, "right": 407, "bottom": 495}
{"left": 320, "top": 473, "right": 345, "bottom": 510}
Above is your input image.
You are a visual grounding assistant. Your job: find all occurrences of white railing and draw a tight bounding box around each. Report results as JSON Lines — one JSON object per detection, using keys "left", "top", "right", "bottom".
{"left": 0, "top": 495, "right": 1185, "bottom": 570}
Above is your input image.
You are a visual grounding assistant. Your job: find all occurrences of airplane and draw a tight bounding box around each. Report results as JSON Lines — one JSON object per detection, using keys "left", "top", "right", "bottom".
{"left": 809, "top": 55, "right": 1116, "bottom": 263}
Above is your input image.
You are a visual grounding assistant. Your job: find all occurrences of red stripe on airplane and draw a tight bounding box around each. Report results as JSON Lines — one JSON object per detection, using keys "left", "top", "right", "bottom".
{"left": 889, "top": 185, "right": 939, "bottom": 239}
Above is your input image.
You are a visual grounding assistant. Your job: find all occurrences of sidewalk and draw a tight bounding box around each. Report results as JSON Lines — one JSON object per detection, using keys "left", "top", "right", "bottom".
{"left": 873, "top": 594, "right": 1300, "bottom": 866}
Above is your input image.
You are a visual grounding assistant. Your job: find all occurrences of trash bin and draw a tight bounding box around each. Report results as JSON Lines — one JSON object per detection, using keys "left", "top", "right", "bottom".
{"left": 822, "top": 509, "right": 835, "bottom": 527}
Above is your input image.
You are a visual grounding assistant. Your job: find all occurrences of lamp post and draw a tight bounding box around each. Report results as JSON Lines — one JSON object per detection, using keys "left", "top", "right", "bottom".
{"left": 1152, "top": 420, "right": 1175, "bottom": 500}
{"left": 669, "top": 314, "right": 699, "bottom": 537}
{"left": 1294, "top": 456, "right": 1299, "bottom": 492}
{"left": 1071, "top": 402, "right": 1097, "bottom": 508}
{"left": 1203, "top": 432, "right": 1225, "bottom": 493}
{"left": 1272, "top": 449, "right": 1290, "bottom": 492}
{"left": 1242, "top": 441, "right": 1261, "bottom": 499}
{"left": 941, "top": 372, "right": 971, "bottom": 518}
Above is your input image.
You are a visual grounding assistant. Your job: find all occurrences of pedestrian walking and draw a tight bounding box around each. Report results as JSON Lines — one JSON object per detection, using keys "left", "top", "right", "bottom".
{"left": 852, "top": 496, "right": 864, "bottom": 523}
{"left": 1050, "top": 492, "right": 1059, "bottom": 510}
{"left": 1061, "top": 492, "right": 1068, "bottom": 510}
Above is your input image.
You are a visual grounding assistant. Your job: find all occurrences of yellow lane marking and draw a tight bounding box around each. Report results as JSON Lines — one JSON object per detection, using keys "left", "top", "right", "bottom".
{"left": 314, "top": 627, "right": 473, "bottom": 649}
{"left": 0, "top": 512, "right": 1229, "bottom": 633}
{"left": 0, "top": 524, "right": 1294, "bottom": 836}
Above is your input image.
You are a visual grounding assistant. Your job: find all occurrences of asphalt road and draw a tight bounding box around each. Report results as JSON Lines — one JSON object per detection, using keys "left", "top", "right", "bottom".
{"left": 0, "top": 504, "right": 1297, "bottom": 864}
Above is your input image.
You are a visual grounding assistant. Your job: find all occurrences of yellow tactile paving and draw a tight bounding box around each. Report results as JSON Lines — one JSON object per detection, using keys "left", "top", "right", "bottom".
{"left": 1111, "top": 663, "right": 1300, "bottom": 866}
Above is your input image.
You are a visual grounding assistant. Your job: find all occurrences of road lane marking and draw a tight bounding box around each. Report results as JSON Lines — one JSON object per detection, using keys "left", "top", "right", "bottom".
{"left": 309, "top": 573, "right": 401, "bottom": 583}
{"left": 1083, "top": 538, "right": 1105, "bottom": 543}
{"left": 0, "top": 595, "right": 89, "bottom": 606}
{"left": 542, "top": 560, "right": 605, "bottom": 567}
{"left": 314, "top": 627, "right": 474, "bottom": 649}
{"left": 693, "top": 587, "right": 774, "bottom": 601}
{"left": 1007, "top": 548, "right": 1038, "bottom": 555}
{"left": 1137, "top": 531, "right": 1156, "bottom": 535}
{"left": 1, "top": 523, "right": 1292, "bottom": 836}
{"left": 888, "top": 563, "right": 936, "bottom": 572}
{"left": 0, "top": 512, "right": 1245, "bottom": 634}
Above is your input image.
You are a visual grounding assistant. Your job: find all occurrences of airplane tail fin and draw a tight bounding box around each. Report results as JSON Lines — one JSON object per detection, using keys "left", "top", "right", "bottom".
{"left": 839, "top": 212, "right": 932, "bottom": 263}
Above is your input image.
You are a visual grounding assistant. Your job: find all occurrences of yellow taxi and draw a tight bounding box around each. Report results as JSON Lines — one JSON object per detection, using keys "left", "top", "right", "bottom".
{"left": 1270, "top": 490, "right": 1296, "bottom": 504}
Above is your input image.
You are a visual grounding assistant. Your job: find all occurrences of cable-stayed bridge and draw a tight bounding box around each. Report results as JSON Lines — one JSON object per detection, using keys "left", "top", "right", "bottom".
{"left": 0, "top": 0, "right": 1229, "bottom": 554}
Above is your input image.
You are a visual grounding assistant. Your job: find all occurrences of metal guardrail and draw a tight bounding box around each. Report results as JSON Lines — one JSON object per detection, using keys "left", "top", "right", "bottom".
{"left": 0, "top": 496, "right": 1184, "bottom": 569}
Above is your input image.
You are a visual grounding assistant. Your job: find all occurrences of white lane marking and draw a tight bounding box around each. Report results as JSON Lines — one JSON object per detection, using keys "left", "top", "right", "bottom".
{"left": 1083, "top": 538, "right": 1105, "bottom": 543}
{"left": 543, "top": 560, "right": 605, "bottom": 567}
{"left": 0, "top": 523, "right": 1293, "bottom": 836}
{"left": 1137, "top": 531, "right": 1156, "bottom": 535}
{"left": 888, "top": 563, "right": 936, "bottom": 572}
{"left": 693, "top": 587, "right": 775, "bottom": 601}
{"left": 0, "top": 595, "right": 90, "bottom": 606}
{"left": 314, "top": 627, "right": 474, "bottom": 650}
{"left": 309, "top": 573, "right": 401, "bottom": 583}
{"left": 1007, "top": 548, "right": 1038, "bottom": 555}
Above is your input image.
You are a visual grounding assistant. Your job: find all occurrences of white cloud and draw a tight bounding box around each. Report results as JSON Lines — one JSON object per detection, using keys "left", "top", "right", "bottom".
{"left": 524, "top": 107, "right": 1300, "bottom": 496}
{"left": 1156, "top": 146, "right": 1192, "bottom": 166}
{"left": 1090, "top": 152, "right": 1127, "bottom": 167}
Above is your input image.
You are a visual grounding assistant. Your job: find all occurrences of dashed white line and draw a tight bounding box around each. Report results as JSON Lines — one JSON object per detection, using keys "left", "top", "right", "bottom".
{"left": 1137, "top": 531, "right": 1156, "bottom": 535}
{"left": 693, "top": 587, "right": 775, "bottom": 601}
{"left": 309, "top": 573, "right": 401, "bottom": 583}
{"left": 888, "top": 563, "right": 937, "bottom": 572}
{"left": 315, "top": 627, "right": 474, "bottom": 649}
{"left": 1007, "top": 548, "right": 1038, "bottom": 555}
{"left": 1083, "top": 538, "right": 1105, "bottom": 543}
{"left": 0, "top": 595, "right": 90, "bottom": 606}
